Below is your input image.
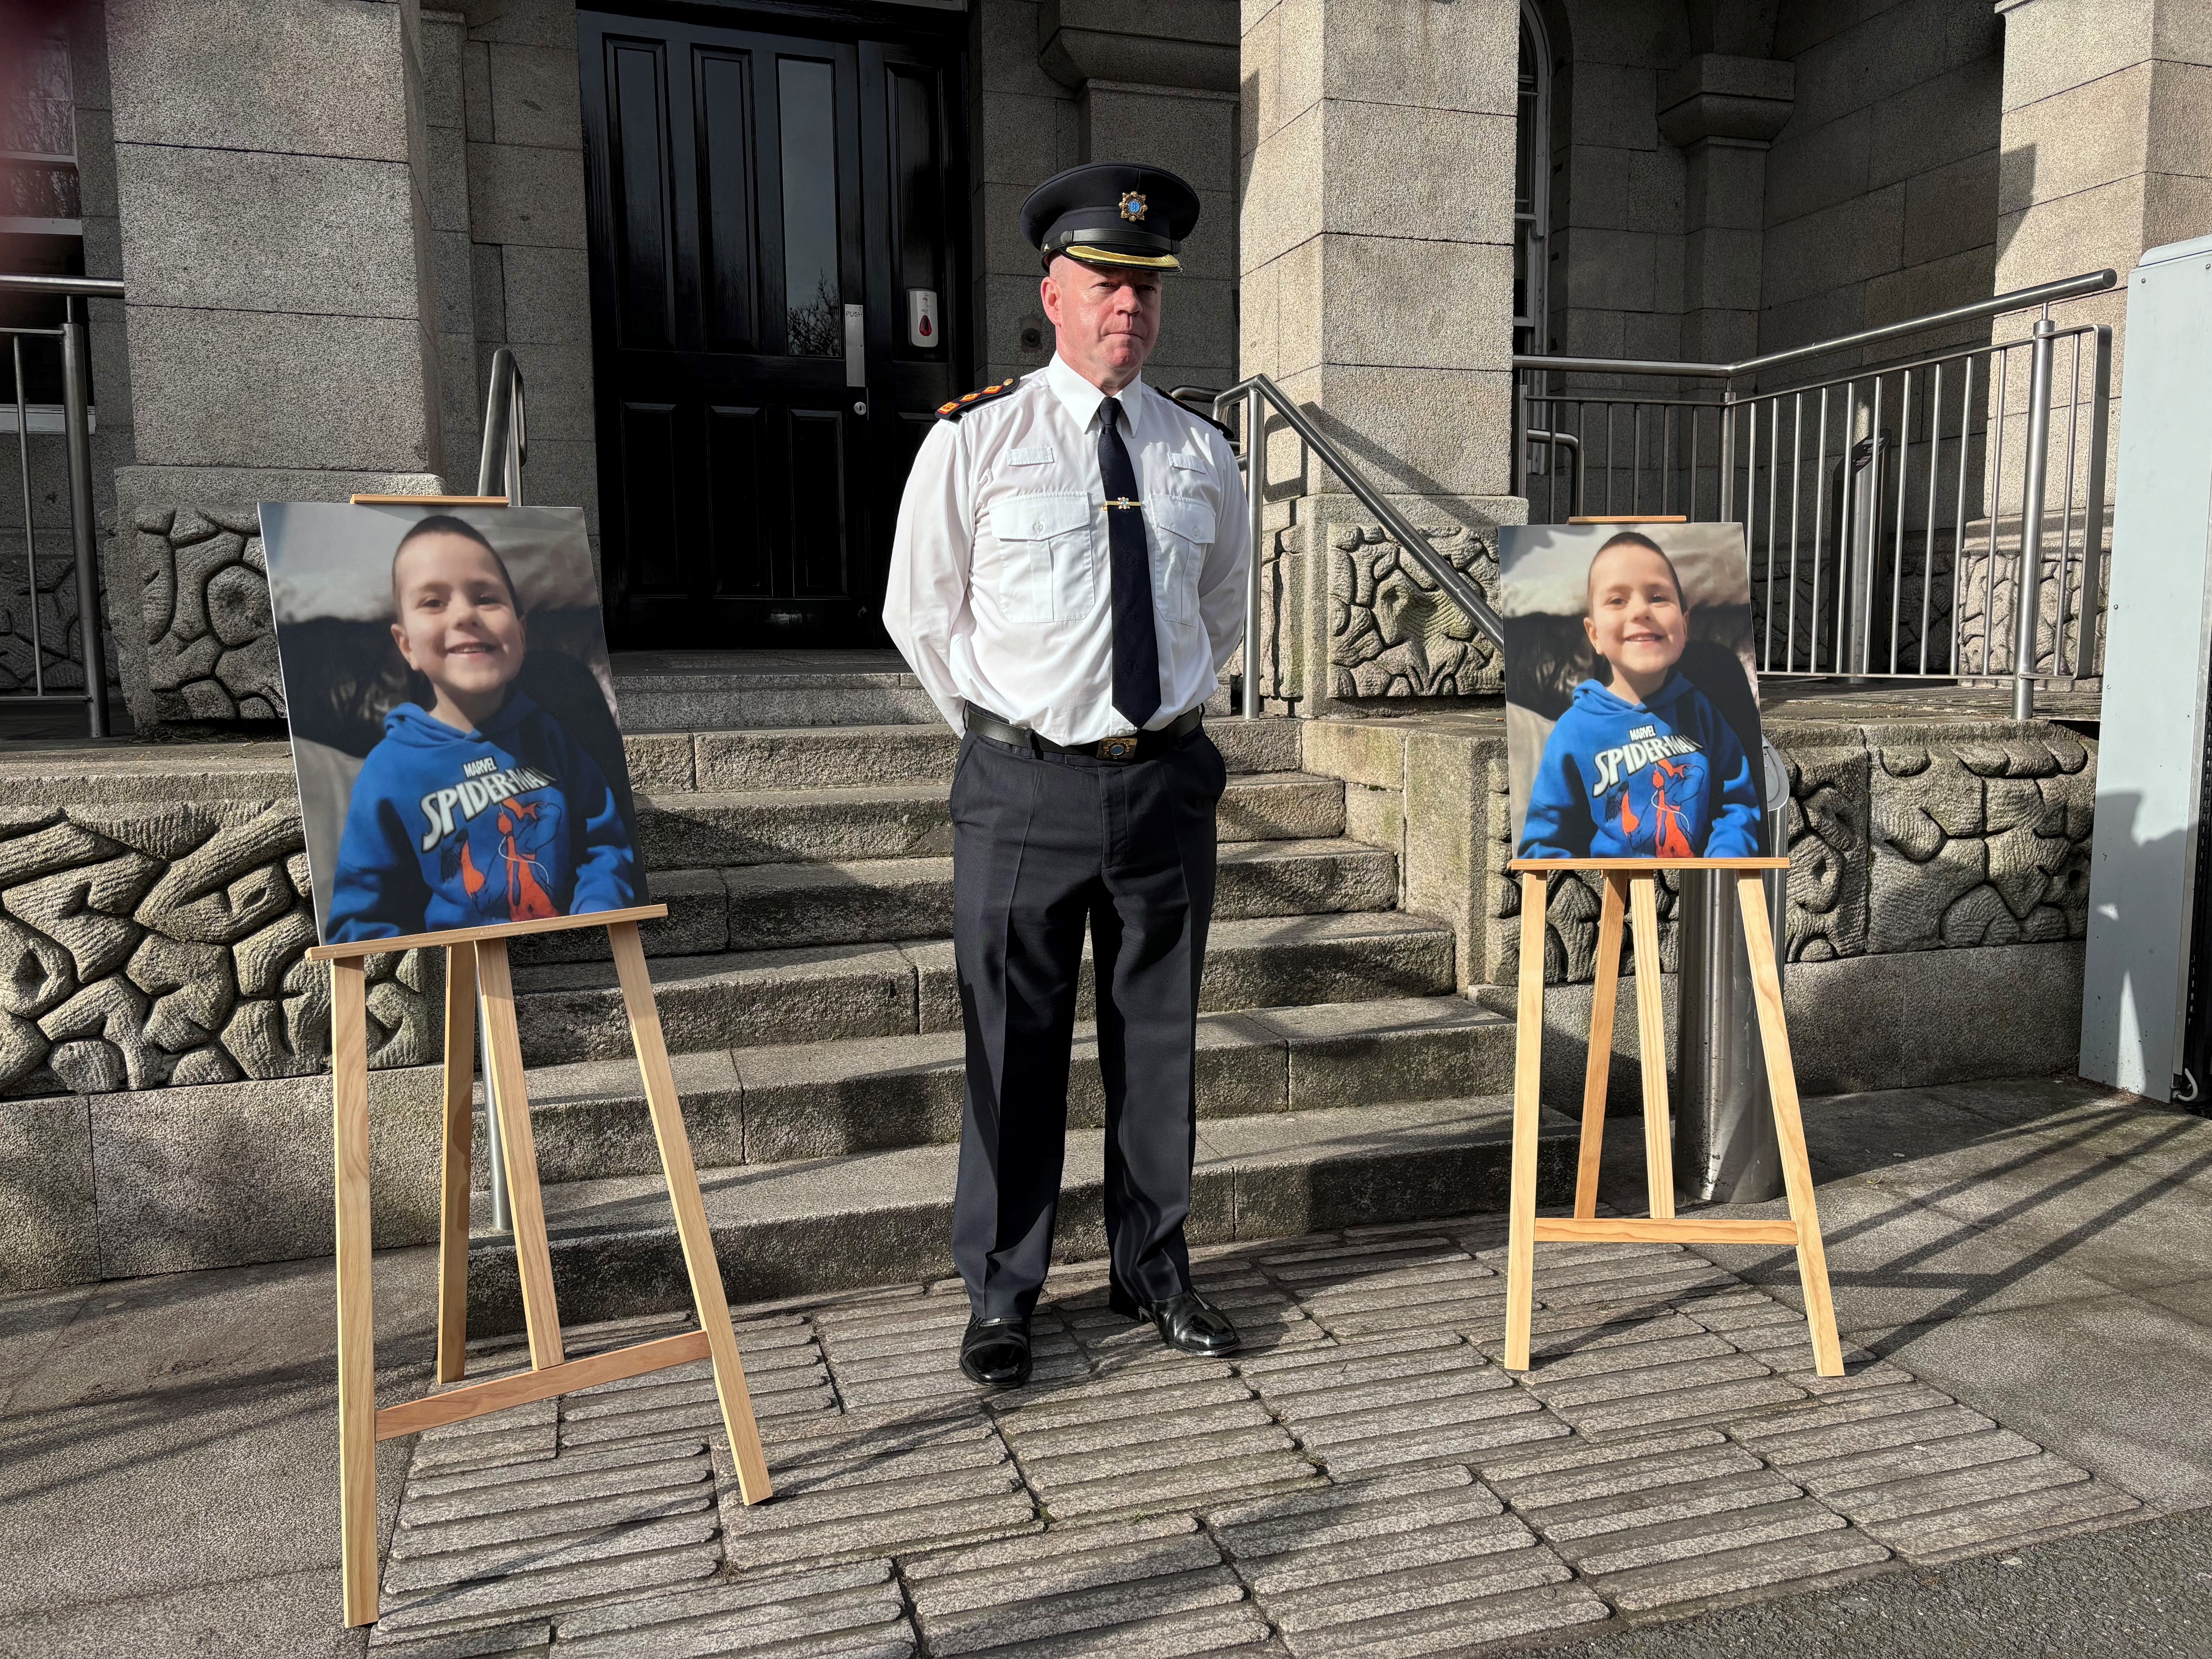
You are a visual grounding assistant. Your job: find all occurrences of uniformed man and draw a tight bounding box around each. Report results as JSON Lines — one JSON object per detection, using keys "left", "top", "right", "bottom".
{"left": 883, "top": 162, "right": 1251, "bottom": 1388}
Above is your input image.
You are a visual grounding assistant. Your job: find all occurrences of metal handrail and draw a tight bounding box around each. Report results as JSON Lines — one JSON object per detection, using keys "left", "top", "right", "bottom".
{"left": 476, "top": 346, "right": 527, "bottom": 502}
{"left": 1214, "top": 372, "right": 1505, "bottom": 718}
{"left": 2, "top": 272, "right": 113, "bottom": 734}
{"left": 1511, "top": 269, "right": 2118, "bottom": 383}
{"left": 1514, "top": 268, "right": 2121, "bottom": 718}
{"left": 0, "top": 273, "right": 126, "bottom": 299}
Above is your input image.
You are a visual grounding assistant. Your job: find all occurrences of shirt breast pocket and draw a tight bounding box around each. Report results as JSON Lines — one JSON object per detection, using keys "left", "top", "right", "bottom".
{"left": 987, "top": 493, "right": 1093, "bottom": 623}
{"left": 1146, "top": 493, "right": 1214, "bottom": 624}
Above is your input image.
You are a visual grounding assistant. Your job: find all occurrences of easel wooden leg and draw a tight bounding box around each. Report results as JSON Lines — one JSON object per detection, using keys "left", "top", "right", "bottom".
{"left": 330, "top": 960, "right": 379, "bottom": 1628}
{"left": 1627, "top": 877, "right": 1676, "bottom": 1220}
{"left": 473, "top": 939, "right": 565, "bottom": 1369}
{"left": 608, "top": 921, "right": 772, "bottom": 1504}
{"left": 1504, "top": 872, "right": 1549, "bottom": 1373}
{"left": 1575, "top": 875, "right": 1626, "bottom": 1218}
{"left": 1737, "top": 875, "right": 1844, "bottom": 1377}
{"left": 436, "top": 942, "right": 477, "bottom": 1385}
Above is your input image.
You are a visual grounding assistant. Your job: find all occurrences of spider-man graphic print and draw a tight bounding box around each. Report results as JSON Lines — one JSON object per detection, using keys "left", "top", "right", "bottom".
{"left": 1518, "top": 672, "right": 1763, "bottom": 860}
{"left": 326, "top": 692, "right": 639, "bottom": 942}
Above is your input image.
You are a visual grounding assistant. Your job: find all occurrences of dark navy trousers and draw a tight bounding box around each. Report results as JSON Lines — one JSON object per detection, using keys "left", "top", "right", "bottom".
{"left": 949, "top": 724, "right": 1227, "bottom": 1319}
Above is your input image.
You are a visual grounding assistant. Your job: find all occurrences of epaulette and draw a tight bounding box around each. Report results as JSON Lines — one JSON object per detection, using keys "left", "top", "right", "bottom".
{"left": 936, "top": 376, "right": 1022, "bottom": 420}
{"left": 1162, "top": 389, "right": 1236, "bottom": 443}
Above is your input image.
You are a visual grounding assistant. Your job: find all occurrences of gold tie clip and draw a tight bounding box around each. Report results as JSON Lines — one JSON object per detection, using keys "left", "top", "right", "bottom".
{"left": 1106, "top": 497, "right": 1140, "bottom": 510}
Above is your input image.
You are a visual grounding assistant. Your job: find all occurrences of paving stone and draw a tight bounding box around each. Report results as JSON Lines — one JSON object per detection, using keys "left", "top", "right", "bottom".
{"left": 373, "top": 1540, "right": 723, "bottom": 1636}
{"left": 1477, "top": 1433, "right": 1734, "bottom": 1495}
{"left": 1549, "top": 1373, "right": 1807, "bottom": 1436}
{"left": 1025, "top": 1425, "right": 1299, "bottom": 1489}
{"left": 1237, "top": 1338, "right": 1487, "bottom": 1397}
{"left": 555, "top": 1559, "right": 895, "bottom": 1637}
{"left": 410, "top": 1416, "right": 558, "bottom": 1472}
{"left": 1282, "top": 1378, "right": 1539, "bottom": 1444}
{"left": 1482, "top": 1311, "right": 1716, "bottom": 1363}
{"left": 1206, "top": 1467, "right": 1500, "bottom": 1558}
{"left": 1824, "top": 1450, "right": 2092, "bottom": 1526}
{"left": 402, "top": 1441, "right": 709, "bottom": 1507}
{"left": 558, "top": 1399, "right": 733, "bottom": 1448}
{"left": 1237, "top": 1511, "right": 1539, "bottom": 1595}
{"left": 1038, "top": 1450, "right": 1326, "bottom": 1521}
{"left": 903, "top": 1514, "right": 1200, "bottom": 1582}
{"left": 1482, "top": 1439, "right": 1760, "bottom": 1508}
{"left": 1005, "top": 1398, "right": 1278, "bottom": 1459}
{"left": 1269, "top": 1363, "right": 1520, "bottom": 1423}
{"left": 1860, "top": 1479, "right": 2142, "bottom": 1563}
{"left": 1527, "top": 1348, "right": 1777, "bottom": 1408}
{"left": 1733, "top": 1401, "right": 1998, "bottom": 1465}
{"left": 1555, "top": 1496, "right": 1847, "bottom": 1576}
{"left": 381, "top": 1513, "right": 720, "bottom": 1594}
{"left": 917, "top": 1564, "right": 1248, "bottom": 1656}
{"left": 1537, "top": 1264, "right": 1743, "bottom": 1309}
{"left": 1521, "top": 1331, "right": 1741, "bottom": 1382}
{"left": 366, "top": 1622, "right": 551, "bottom": 1657}
{"left": 1312, "top": 1407, "right": 1573, "bottom": 1477}
{"left": 1785, "top": 1427, "right": 2045, "bottom": 1495}
{"left": 743, "top": 1464, "right": 1025, "bottom": 1528}
{"left": 994, "top": 1377, "right": 1255, "bottom": 1434}
{"left": 1729, "top": 1382, "right": 1961, "bottom": 1440}
{"left": 556, "top": 1571, "right": 909, "bottom": 1659}
{"left": 1590, "top": 1525, "right": 1890, "bottom": 1613}
{"left": 390, "top": 1486, "right": 714, "bottom": 1558}
{"left": 1307, "top": 1295, "right": 1510, "bottom": 1339}
{"left": 1235, "top": 1328, "right": 1459, "bottom": 1371}
{"left": 1525, "top": 1467, "right": 1805, "bottom": 1542}
{"left": 394, "top": 1448, "right": 708, "bottom": 1527}
{"left": 1274, "top": 1579, "right": 1611, "bottom": 1659}
{"left": 908, "top": 1529, "right": 1225, "bottom": 1620}
{"left": 722, "top": 1488, "right": 1041, "bottom": 1570}
{"left": 950, "top": 1601, "right": 1271, "bottom": 1659}
{"left": 1259, "top": 1542, "right": 1573, "bottom": 1632}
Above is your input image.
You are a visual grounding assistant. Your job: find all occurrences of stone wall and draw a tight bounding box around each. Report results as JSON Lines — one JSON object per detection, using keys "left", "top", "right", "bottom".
{"left": 0, "top": 751, "right": 435, "bottom": 1101}
{"left": 1301, "top": 710, "right": 2094, "bottom": 993}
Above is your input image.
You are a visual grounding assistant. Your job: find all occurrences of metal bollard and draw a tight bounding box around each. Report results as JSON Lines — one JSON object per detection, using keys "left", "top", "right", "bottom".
{"left": 1673, "top": 737, "right": 1791, "bottom": 1204}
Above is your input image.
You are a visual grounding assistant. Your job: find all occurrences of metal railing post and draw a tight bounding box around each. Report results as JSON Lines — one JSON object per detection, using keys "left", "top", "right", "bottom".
{"left": 1243, "top": 382, "right": 1264, "bottom": 719}
{"left": 2013, "top": 316, "right": 2057, "bottom": 719}
{"left": 2076, "top": 324, "right": 2114, "bottom": 678}
{"left": 59, "top": 296, "right": 108, "bottom": 737}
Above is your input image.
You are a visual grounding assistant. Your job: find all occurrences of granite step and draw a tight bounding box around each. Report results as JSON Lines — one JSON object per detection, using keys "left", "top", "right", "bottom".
{"left": 473, "top": 995, "right": 1514, "bottom": 1182}
{"left": 463, "top": 1095, "right": 1581, "bottom": 1331}
{"left": 513, "top": 838, "right": 1396, "bottom": 964}
{"left": 610, "top": 658, "right": 940, "bottom": 731}
{"left": 509, "top": 910, "right": 1461, "bottom": 1065}
{"left": 624, "top": 714, "right": 1304, "bottom": 794}
{"left": 629, "top": 771, "right": 1345, "bottom": 871}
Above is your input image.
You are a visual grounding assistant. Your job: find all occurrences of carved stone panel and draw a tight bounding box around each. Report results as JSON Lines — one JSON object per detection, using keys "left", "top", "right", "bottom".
{"left": 1328, "top": 522, "right": 1502, "bottom": 698}
{"left": 132, "top": 506, "right": 286, "bottom": 725}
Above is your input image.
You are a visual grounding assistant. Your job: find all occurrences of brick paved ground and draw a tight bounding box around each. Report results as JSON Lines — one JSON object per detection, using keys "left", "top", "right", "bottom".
{"left": 365, "top": 1216, "right": 2142, "bottom": 1657}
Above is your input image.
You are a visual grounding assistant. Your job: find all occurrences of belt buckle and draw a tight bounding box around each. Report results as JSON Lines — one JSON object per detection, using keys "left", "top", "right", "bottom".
{"left": 1099, "top": 734, "right": 1140, "bottom": 762}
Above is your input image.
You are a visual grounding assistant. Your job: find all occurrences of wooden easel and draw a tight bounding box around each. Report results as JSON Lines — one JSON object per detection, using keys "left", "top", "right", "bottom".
{"left": 1501, "top": 857, "right": 1844, "bottom": 1377}
{"left": 312, "top": 904, "right": 773, "bottom": 1626}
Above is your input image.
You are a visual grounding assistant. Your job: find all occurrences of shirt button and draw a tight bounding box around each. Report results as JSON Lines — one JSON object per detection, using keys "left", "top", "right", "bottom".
{"left": 1032, "top": 520, "right": 1042, "bottom": 532}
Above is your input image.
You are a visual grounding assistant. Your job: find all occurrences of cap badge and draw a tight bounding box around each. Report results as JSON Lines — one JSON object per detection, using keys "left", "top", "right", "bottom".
{"left": 1118, "top": 191, "right": 1147, "bottom": 222}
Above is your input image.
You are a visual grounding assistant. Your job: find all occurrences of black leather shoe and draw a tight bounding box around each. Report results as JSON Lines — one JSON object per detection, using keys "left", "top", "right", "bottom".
{"left": 1109, "top": 1281, "right": 1242, "bottom": 1357}
{"left": 959, "top": 1315, "right": 1033, "bottom": 1388}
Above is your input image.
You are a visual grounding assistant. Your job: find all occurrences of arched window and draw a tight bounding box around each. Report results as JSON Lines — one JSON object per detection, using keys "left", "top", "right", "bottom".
{"left": 1513, "top": 0, "right": 1552, "bottom": 356}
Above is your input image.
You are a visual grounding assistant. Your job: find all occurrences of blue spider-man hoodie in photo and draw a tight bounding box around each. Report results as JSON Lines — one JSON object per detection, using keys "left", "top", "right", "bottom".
{"left": 325, "top": 692, "right": 639, "bottom": 942}
{"left": 1518, "top": 672, "right": 1763, "bottom": 860}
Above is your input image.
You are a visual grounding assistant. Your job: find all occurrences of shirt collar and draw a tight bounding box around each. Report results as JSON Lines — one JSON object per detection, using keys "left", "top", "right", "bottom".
{"left": 1046, "top": 352, "right": 1145, "bottom": 430}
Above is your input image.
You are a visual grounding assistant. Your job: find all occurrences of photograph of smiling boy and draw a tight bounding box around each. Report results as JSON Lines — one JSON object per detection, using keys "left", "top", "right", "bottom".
{"left": 1498, "top": 521, "right": 1764, "bottom": 862}
{"left": 259, "top": 502, "right": 645, "bottom": 946}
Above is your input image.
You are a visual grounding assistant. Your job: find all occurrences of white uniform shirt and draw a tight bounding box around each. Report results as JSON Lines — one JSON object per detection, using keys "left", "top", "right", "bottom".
{"left": 882, "top": 353, "right": 1250, "bottom": 746}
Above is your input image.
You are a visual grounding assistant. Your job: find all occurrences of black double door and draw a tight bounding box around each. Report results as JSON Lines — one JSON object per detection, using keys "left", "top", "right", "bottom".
{"left": 580, "top": 10, "right": 967, "bottom": 649}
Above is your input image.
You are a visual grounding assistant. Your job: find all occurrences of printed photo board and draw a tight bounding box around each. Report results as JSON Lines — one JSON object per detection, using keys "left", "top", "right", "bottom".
{"left": 1498, "top": 520, "right": 1765, "bottom": 861}
{"left": 260, "top": 502, "right": 646, "bottom": 945}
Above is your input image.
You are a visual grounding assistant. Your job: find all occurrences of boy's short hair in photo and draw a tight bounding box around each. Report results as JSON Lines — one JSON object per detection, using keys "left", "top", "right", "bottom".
{"left": 1585, "top": 530, "right": 1687, "bottom": 613}
{"left": 391, "top": 513, "right": 528, "bottom": 617}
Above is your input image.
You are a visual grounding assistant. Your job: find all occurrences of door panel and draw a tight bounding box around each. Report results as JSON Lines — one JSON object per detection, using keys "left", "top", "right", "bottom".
{"left": 580, "top": 10, "right": 968, "bottom": 649}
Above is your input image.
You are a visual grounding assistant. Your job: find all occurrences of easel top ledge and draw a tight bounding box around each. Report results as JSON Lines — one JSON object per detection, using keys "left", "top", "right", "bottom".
{"left": 1509, "top": 856, "right": 1789, "bottom": 872}
{"left": 306, "top": 903, "right": 670, "bottom": 961}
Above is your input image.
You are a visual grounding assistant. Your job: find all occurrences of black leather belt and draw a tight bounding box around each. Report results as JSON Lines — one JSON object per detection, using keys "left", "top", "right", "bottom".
{"left": 965, "top": 704, "right": 1203, "bottom": 761}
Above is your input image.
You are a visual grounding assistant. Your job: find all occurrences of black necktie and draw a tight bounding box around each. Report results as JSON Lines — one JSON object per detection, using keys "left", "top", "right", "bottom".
{"left": 1099, "top": 397, "right": 1161, "bottom": 729}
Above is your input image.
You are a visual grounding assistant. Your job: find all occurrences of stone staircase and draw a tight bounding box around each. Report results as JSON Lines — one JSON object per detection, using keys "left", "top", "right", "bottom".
{"left": 467, "top": 656, "right": 1575, "bottom": 1332}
